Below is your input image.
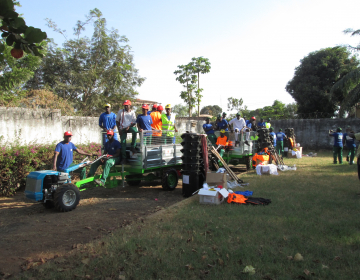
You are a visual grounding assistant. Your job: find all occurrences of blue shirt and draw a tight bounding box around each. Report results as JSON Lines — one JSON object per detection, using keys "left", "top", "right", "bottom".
{"left": 55, "top": 141, "right": 77, "bottom": 170}
{"left": 270, "top": 132, "right": 276, "bottom": 146}
{"left": 219, "top": 119, "right": 229, "bottom": 131}
{"left": 105, "top": 140, "right": 121, "bottom": 156}
{"left": 276, "top": 132, "right": 286, "bottom": 142}
{"left": 258, "top": 122, "right": 265, "bottom": 127}
{"left": 246, "top": 120, "right": 252, "bottom": 129}
{"left": 343, "top": 133, "right": 356, "bottom": 148}
{"left": 203, "top": 123, "right": 214, "bottom": 134}
{"left": 99, "top": 112, "right": 117, "bottom": 131}
{"left": 136, "top": 114, "right": 153, "bottom": 131}
{"left": 332, "top": 132, "right": 343, "bottom": 147}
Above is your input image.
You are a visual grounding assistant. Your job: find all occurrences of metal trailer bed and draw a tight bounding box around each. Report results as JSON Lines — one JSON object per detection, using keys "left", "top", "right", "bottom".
{"left": 75, "top": 130, "right": 183, "bottom": 190}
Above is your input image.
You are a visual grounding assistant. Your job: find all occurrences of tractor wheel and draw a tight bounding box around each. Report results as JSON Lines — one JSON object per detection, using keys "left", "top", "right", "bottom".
{"left": 245, "top": 156, "right": 252, "bottom": 171}
{"left": 162, "top": 168, "right": 179, "bottom": 191}
{"left": 126, "top": 175, "right": 141, "bottom": 186}
{"left": 54, "top": 183, "right": 80, "bottom": 212}
{"left": 43, "top": 200, "right": 54, "bottom": 209}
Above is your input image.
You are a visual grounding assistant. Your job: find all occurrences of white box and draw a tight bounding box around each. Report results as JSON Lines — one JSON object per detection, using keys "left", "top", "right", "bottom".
{"left": 198, "top": 188, "right": 229, "bottom": 205}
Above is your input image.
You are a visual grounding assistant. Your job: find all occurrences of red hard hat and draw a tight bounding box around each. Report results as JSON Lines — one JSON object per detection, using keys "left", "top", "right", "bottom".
{"left": 157, "top": 105, "right": 164, "bottom": 111}
{"left": 152, "top": 104, "right": 158, "bottom": 109}
{"left": 64, "top": 131, "right": 73, "bottom": 137}
{"left": 142, "top": 104, "right": 149, "bottom": 110}
{"left": 251, "top": 116, "right": 256, "bottom": 120}
{"left": 123, "top": 100, "right": 131, "bottom": 106}
{"left": 106, "top": 130, "right": 114, "bottom": 135}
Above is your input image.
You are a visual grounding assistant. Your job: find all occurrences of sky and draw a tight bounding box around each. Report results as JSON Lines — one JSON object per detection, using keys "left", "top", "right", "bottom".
{"left": 17, "top": 0, "right": 360, "bottom": 111}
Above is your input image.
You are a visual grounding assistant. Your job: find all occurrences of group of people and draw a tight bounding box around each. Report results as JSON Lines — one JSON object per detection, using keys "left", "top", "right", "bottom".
{"left": 329, "top": 126, "right": 358, "bottom": 165}
{"left": 53, "top": 101, "right": 178, "bottom": 186}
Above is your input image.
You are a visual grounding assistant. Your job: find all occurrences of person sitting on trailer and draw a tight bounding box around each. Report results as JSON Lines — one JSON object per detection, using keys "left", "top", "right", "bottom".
{"left": 116, "top": 100, "right": 137, "bottom": 164}
{"left": 258, "top": 118, "right": 266, "bottom": 128}
{"left": 150, "top": 104, "right": 162, "bottom": 139}
{"left": 53, "top": 131, "right": 96, "bottom": 179}
{"left": 276, "top": 128, "right": 287, "bottom": 156}
{"left": 203, "top": 117, "right": 216, "bottom": 145}
{"left": 88, "top": 130, "right": 121, "bottom": 186}
{"left": 216, "top": 129, "right": 229, "bottom": 161}
{"left": 137, "top": 104, "right": 153, "bottom": 146}
{"left": 343, "top": 126, "right": 356, "bottom": 165}
{"left": 218, "top": 112, "right": 230, "bottom": 138}
{"left": 161, "top": 104, "right": 178, "bottom": 144}
{"left": 99, "top": 103, "right": 118, "bottom": 144}
{"left": 269, "top": 127, "right": 276, "bottom": 147}
{"left": 148, "top": 104, "right": 157, "bottom": 115}
{"left": 229, "top": 112, "right": 246, "bottom": 147}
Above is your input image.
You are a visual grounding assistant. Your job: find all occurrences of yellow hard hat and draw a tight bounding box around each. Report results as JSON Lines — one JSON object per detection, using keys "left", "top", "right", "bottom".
{"left": 104, "top": 103, "right": 111, "bottom": 107}
{"left": 220, "top": 129, "right": 225, "bottom": 133}
{"left": 165, "top": 104, "right": 171, "bottom": 109}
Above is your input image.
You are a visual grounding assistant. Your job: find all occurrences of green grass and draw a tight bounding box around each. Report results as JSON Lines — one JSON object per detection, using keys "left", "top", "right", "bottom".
{"left": 18, "top": 152, "right": 360, "bottom": 280}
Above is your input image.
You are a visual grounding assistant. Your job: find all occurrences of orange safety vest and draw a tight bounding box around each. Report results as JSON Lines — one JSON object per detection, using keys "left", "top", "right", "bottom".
{"left": 216, "top": 136, "right": 228, "bottom": 146}
{"left": 252, "top": 153, "right": 270, "bottom": 168}
{"left": 150, "top": 111, "right": 162, "bottom": 136}
{"left": 289, "top": 138, "right": 294, "bottom": 148}
{"left": 227, "top": 193, "right": 247, "bottom": 204}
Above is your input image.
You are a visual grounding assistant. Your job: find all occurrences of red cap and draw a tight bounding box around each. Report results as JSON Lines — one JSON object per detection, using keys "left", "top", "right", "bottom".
{"left": 152, "top": 104, "right": 158, "bottom": 109}
{"left": 106, "top": 130, "right": 114, "bottom": 135}
{"left": 142, "top": 104, "right": 149, "bottom": 110}
{"left": 157, "top": 105, "right": 164, "bottom": 111}
{"left": 64, "top": 131, "right": 73, "bottom": 137}
{"left": 123, "top": 100, "right": 131, "bottom": 106}
{"left": 251, "top": 116, "right": 256, "bottom": 120}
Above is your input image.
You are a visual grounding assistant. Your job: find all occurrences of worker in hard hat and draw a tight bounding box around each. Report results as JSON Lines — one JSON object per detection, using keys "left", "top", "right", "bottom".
{"left": 137, "top": 104, "right": 153, "bottom": 146}
{"left": 150, "top": 104, "right": 162, "bottom": 139}
{"left": 148, "top": 104, "right": 157, "bottom": 115}
{"left": 229, "top": 112, "right": 246, "bottom": 147}
{"left": 265, "top": 118, "right": 271, "bottom": 129}
{"left": 249, "top": 117, "right": 259, "bottom": 141}
{"left": 161, "top": 104, "right": 178, "bottom": 144}
{"left": 53, "top": 131, "right": 96, "bottom": 179}
{"left": 216, "top": 129, "right": 229, "bottom": 163}
{"left": 116, "top": 100, "right": 138, "bottom": 164}
{"left": 219, "top": 112, "right": 229, "bottom": 139}
{"left": 203, "top": 117, "right": 216, "bottom": 145}
{"left": 88, "top": 130, "right": 121, "bottom": 186}
{"left": 258, "top": 118, "right": 266, "bottom": 128}
{"left": 214, "top": 114, "right": 222, "bottom": 131}
{"left": 99, "top": 103, "right": 118, "bottom": 145}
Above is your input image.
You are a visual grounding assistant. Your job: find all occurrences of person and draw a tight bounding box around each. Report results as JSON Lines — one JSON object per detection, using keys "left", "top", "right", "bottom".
{"left": 329, "top": 127, "right": 343, "bottom": 164}
{"left": 148, "top": 104, "right": 157, "bottom": 115}
{"left": 53, "top": 131, "right": 96, "bottom": 179}
{"left": 229, "top": 113, "right": 246, "bottom": 146}
{"left": 116, "top": 100, "right": 138, "bottom": 164}
{"left": 269, "top": 127, "right": 276, "bottom": 147}
{"left": 216, "top": 129, "right": 229, "bottom": 163}
{"left": 343, "top": 126, "right": 356, "bottom": 165}
{"left": 214, "top": 114, "right": 222, "bottom": 131}
{"left": 99, "top": 103, "right": 118, "bottom": 144}
{"left": 161, "top": 104, "right": 178, "bottom": 144}
{"left": 88, "top": 130, "right": 121, "bottom": 186}
{"left": 276, "top": 128, "right": 286, "bottom": 156}
{"left": 218, "top": 112, "right": 229, "bottom": 139}
{"left": 258, "top": 118, "right": 266, "bottom": 128}
{"left": 265, "top": 118, "right": 271, "bottom": 129}
{"left": 203, "top": 117, "right": 216, "bottom": 145}
{"left": 137, "top": 104, "right": 153, "bottom": 145}
{"left": 249, "top": 116, "right": 258, "bottom": 132}
{"left": 150, "top": 104, "right": 162, "bottom": 140}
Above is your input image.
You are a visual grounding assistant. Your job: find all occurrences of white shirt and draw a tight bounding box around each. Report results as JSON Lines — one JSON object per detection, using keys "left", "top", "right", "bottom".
{"left": 229, "top": 117, "right": 246, "bottom": 131}
{"left": 116, "top": 109, "right": 137, "bottom": 129}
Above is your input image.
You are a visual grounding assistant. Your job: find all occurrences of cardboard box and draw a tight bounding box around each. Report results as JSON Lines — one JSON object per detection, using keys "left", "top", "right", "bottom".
{"left": 259, "top": 165, "right": 271, "bottom": 175}
{"left": 206, "top": 171, "right": 228, "bottom": 189}
{"left": 198, "top": 188, "right": 229, "bottom": 205}
{"left": 288, "top": 147, "right": 302, "bottom": 158}
{"left": 256, "top": 159, "right": 269, "bottom": 166}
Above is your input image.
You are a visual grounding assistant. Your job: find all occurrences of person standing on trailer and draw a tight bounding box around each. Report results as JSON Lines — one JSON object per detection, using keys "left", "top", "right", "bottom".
{"left": 249, "top": 117, "right": 259, "bottom": 141}
{"left": 276, "top": 128, "right": 286, "bottom": 156}
{"left": 148, "top": 104, "right": 157, "bottom": 115}
{"left": 229, "top": 113, "right": 246, "bottom": 146}
{"left": 343, "top": 126, "right": 356, "bottom": 165}
{"left": 269, "top": 127, "right": 276, "bottom": 148}
{"left": 53, "top": 131, "right": 96, "bottom": 179}
{"left": 214, "top": 114, "right": 222, "bottom": 131}
{"left": 150, "top": 104, "right": 162, "bottom": 141}
{"left": 116, "top": 100, "right": 138, "bottom": 164}
{"left": 218, "top": 112, "right": 230, "bottom": 139}
{"left": 258, "top": 118, "right": 266, "bottom": 128}
{"left": 203, "top": 117, "right": 216, "bottom": 145}
{"left": 161, "top": 104, "right": 178, "bottom": 144}
{"left": 137, "top": 104, "right": 153, "bottom": 146}
{"left": 88, "top": 130, "right": 121, "bottom": 186}
{"left": 99, "top": 103, "right": 118, "bottom": 145}
{"left": 265, "top": 118, "right": 271, "bottom": 129}
{"left": 329, "top": 127, "right": 343, "bottom": 164}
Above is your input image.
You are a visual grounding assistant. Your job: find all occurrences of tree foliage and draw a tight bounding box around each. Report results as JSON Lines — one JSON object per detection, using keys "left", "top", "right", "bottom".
{"left": 248, "top": 100, "right": 297, "bottom": 120}
{"left": 200, "top": 105, "right": 222, "bottom": 116}
{"left": 286, "top": 47, "right": 359, "bottom": 118}
{"left": 172, "top": 103, "right": 188, "bottom": 117}
{"left": 25, "top": 9, "right": 145, "bottom": 116}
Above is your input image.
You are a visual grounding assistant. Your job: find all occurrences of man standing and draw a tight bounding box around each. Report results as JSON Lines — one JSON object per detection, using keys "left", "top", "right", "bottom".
{"left": 99, "top": 103, "right": 118, "bottom": 144}
{"left": 137, "top": 104, "right": 153, "bottom": 145}
{"left": 53, "top": 131, "right": 96, "bottom": 179}
{"left": 161, "top": 104, "right": 178, "bottom": 144}
{"left": 150, "top": 104, "right": 162, "bottom": 140}
{"left": 329, "top": 127, "right": 343, "bottom": 164}
{"left": 218, "top": 112, "right": 229, "bottom": 139}
{"left": 116, "top": 100, "right": 137, "bottom": 164}
{"left": 265, "top": 118, "right": 271, "bottom": 129}
{"left": 148, "top": 104, "right": 157, "bottom": 115}
{"left": 258, "top": 118, "right": 266, "bottom": 128}
{"left": 88, "top": 130, "right": 121, "bottom": 186}
{"left": 229, "top": 113, "right": 246, "bottom": 146}
{"left": 343, "top": 126, "right": 356, "bottom": 165}
{"left": 276, "top": 128, "right": 286, "bottom": 156}
{"left": 269, "top": 127, "right": 276, "bottom": 148}
{"left": 214, "top": 114, "right": 222, "bottom": 131}
{"left": 203, "top": 117, "right": 216, "bottom": 145}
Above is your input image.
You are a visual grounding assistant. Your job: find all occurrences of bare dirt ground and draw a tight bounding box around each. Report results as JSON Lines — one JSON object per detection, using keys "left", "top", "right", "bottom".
{"left": 0, "top": 180, "right": 185, "bottom": 277}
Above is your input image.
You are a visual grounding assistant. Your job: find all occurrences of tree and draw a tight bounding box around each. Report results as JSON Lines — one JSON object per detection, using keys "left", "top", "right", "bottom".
{"left": 286, "top": 47, "right": 359, "bottom": 118}
{"left": 172, "top": 103, "right": 188, "bottom": 117}
{"left": 0, "top": 0, "right": 47, "bottom": 61}
{"left": 248, "top": 100, "right": 298, "bottom": 120}
{"left": 189, "top": 57, "right": 211, "bottom": 116}
{"left": 25, "top": 9, "right": 145, "bottom": 116}
{"left": 200, "top": 105, "right": 222, "bottom": 116}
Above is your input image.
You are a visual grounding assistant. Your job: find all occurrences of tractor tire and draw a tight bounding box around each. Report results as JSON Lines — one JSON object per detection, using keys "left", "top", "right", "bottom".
{"left": 126, "top": 175, "right": 141, "bottom": 186}
{"left": 43, "top": 200, "right": 55, "bottom": 209}
{"left": 162, "top": 168, "right": 179, "bottom": 191}
{"left": 245, "top": 156, "right": 252, "bottom": 171}
{"left": 54, "top": 183, "right": 80, "bottom": 212}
